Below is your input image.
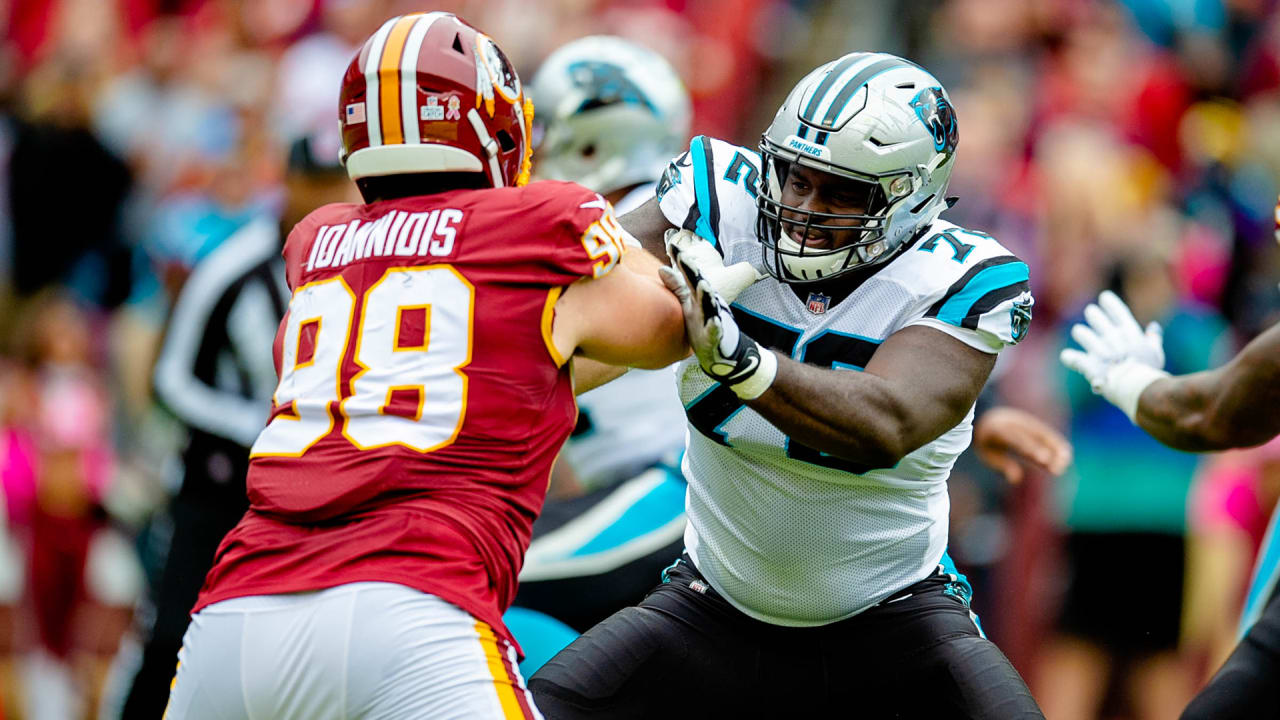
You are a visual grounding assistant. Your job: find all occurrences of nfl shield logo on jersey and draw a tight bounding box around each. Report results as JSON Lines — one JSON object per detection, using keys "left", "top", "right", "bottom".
{"left": 805, "top": 292, "right": 830, "bottom": 315}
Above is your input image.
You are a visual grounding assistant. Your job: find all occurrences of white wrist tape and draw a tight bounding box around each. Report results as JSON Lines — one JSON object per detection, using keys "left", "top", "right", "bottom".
{"left": 1103, "top": 359, "right": 1170, "bottom": 423}
{"left": 730, "top": 345, "right": 777, "bottom": 400}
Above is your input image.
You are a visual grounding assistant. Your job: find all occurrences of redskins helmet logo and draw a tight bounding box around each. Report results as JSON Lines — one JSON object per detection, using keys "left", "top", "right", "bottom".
{"left": 475, "top": 34, "right": 521, "bottom": 116}
{"left": 910, "top": 87, "right": 958, "bottom": 155}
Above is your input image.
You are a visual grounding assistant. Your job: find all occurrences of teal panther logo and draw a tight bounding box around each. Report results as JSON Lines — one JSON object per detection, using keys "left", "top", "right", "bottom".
{"left": 1010, "top": 296, "right": 1033, "bottom": 343}
{"left": 910, "top": 87, "right": 958, "bottom": 154}
{"left": 566, "top": 60, "right": 657, "bottom": 115}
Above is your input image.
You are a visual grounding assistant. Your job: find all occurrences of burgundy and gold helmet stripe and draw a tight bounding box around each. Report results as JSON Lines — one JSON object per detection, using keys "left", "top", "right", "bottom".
{"left": 340, "top": 12, "right": 533, "bottom": 188}
{"left": 363, "top": 13, "right": 446, "bottom": 149}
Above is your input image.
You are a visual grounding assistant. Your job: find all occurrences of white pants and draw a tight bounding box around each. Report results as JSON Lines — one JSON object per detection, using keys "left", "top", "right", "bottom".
{"left": 165, "top": 582, "right": 543, "bottom": 720}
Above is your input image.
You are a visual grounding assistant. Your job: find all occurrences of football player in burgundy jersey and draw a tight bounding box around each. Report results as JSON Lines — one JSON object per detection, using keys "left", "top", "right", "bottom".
{"left": 163, "top": 13, "right": 687, "bottom": 720}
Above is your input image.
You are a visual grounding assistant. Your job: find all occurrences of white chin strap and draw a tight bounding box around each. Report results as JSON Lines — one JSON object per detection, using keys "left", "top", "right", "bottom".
{"left": 467, "top": 108, "right": 505, "bottom": 188}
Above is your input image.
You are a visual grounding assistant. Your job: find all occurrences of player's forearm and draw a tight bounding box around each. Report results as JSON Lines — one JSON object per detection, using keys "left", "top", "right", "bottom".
{"left": 572, "top": 358, "right": 629, "bottom": 395}
{"left": 1131, "top": 373, "right": 1228, "bottom": 451}
{"left": 1135, "top": 348, "right": 1280, "bottom": 451}
{"left": 619, "top": 197, "right": 672, "bottom": 260}
{"left": 749, "top": 354, "right": 927, "bottom": 468}
{"left": 620, "top": 244, "right": 668, "bottom": 286}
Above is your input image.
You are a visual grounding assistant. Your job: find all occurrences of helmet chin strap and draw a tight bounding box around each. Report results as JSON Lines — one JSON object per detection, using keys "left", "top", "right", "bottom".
{"left": 467, "top": 108, "right": 505, "bottom": 188}
{"left": 776, "top": 232, "right": 855, "bottom": 281}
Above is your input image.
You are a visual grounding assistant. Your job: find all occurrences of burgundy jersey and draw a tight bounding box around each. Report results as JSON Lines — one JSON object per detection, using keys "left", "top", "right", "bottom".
{"left": 195, "top": 181, "right": 627, "bottom": 647}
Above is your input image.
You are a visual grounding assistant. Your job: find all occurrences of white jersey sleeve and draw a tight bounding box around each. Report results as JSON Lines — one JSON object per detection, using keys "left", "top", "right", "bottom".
{"left": 897, "top": 222, "right": 1033, "bottom": 353}
{"left": 655, "top": 135, "right": 761, "bottom": 257}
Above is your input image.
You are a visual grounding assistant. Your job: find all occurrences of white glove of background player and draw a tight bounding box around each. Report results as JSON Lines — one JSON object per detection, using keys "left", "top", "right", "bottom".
{"left": 659, "top": 236, "right": 776, "bottom": 400}
{"left": 663, "top": 229, "right": 764, "bottom": 303}
{"left": 1060, "top": 290, "right": 1169, "bottom": 422}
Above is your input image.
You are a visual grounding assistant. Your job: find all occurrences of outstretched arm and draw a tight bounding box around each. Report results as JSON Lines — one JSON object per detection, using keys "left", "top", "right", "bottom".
{"left": 571, "top": 357, "right": 627, "bottom": 395}
{"left": 1134, "top": 323, "right": 1280, "bottom": 451}
{"left": 553, "top": 260, "right": 687, "bottom": 372}
{"left": 620, "top": 197, "right": 676, "bottom": 260}
{"left": 753, "top": 326, "right": 994, "bottom": 468}
{"left": 1061, "top": 291, "right": 1280, "bottom": 452}
{"left": 565, "top": 235, "right": 684, "bottom": 395}
{"left": 660, "top": 241, "right": 995, "bottom": 469}
{"left": 569, "top": 199, "right": 759, "bottom": 397}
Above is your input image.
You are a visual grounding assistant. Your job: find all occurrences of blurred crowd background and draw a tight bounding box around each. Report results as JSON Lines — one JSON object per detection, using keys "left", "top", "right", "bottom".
{"left": 0, "top": 0, "right": 1277, "bottom": 718}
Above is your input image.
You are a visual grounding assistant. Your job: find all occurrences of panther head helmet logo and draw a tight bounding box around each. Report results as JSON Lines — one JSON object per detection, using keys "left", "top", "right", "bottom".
{"left": 909, "top": 87, "right": 958, "bottom": 155}
{"left": 566, "top": 60, "right": 658, "bottom": 115}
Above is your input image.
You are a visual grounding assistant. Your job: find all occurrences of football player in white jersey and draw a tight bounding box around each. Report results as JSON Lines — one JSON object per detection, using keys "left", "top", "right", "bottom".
{"left": 516, "top": 40, "right": 1064, "bottom": 669}
{"left": 1060, "top": 198, "right": 1280, "bottom": 718}
{"left": 528, "top": 36, "right": 691, "bottom": 492}
{"left": 505, "top": 36, "right": 693, "bottom": 666}
{"left": 530, "top": 52, "right": 1044, "bottom": 718}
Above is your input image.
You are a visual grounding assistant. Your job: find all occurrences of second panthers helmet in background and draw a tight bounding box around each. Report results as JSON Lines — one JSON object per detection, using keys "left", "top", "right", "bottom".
{"left": 530, "top": 36, "right": 691, "bottom": 195}
{"left": 757, "top": 52, "right": 958, "bottom": 283}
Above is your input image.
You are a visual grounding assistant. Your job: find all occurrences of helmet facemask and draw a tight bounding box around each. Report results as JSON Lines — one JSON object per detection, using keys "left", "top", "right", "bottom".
{"left": 756, "top": 140, "right": 913, "bottom": 284}
{"left": 755, "top": 53, "right": 960, "bottom": 285}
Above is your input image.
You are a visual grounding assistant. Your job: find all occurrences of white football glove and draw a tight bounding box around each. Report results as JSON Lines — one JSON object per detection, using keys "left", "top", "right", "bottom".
{"left": 660, "top": 238, "right": 776, "bottom": 400}
{"left": 1059, "top": 290, "right": 1170, "bottom": 421}
{"left": 663, "top": 229, "right": 764, "bottom": 303}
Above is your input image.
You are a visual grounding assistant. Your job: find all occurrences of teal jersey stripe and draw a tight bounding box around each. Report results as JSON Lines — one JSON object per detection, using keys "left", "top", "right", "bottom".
{"left": 939, "top": 549, "right": 971, "bottom": 592}
{"left": 1240, "top": 507, "right": 1280, "bottom": 637}
{"left": 935, "top": 262, "right": 1029, "bottom": 327}
{"left": 570, "top": 470, "right": 687, "bottom": 557}
{"left": 689, "top": 136, "right": 718, "bottom": 247}
{"left": 939, "top": 549, "right": 983, "bottom": 635}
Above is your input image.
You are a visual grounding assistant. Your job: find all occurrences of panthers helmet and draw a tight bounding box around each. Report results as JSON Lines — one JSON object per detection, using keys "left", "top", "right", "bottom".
{"left": 339, "top": 13, "right": 533, "bottom": 188}
{"left": 757, "top": 52, "right": 958, "bottom": 283}
{"left": 529, "top": 36, "right": 690, "bottom": 195}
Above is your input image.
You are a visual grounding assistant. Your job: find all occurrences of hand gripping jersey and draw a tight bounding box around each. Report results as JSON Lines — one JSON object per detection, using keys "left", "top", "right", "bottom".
{"left": 194, "top": 181, "right": 627, "bottom": 648}
{"left": 658, "top": 136, "right": 1034, "bottom": 626}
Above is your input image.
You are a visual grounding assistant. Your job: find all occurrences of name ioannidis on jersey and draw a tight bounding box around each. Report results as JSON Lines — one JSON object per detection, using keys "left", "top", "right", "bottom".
{"left": 306, "top": 207, "right": 464, "bottom": 271}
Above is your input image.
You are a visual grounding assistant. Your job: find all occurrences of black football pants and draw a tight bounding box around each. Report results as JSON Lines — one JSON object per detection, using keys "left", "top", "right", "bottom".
{"left": 530, "top": 556, "right": 1043, "bottom": 719}
{"left": 1181, "top": 584, "right": 1280, "bottom": 719}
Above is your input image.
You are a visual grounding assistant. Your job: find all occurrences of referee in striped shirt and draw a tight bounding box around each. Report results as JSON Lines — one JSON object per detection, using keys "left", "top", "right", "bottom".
{"left": 122, "top": 133, "right": 357, "bottom": 718}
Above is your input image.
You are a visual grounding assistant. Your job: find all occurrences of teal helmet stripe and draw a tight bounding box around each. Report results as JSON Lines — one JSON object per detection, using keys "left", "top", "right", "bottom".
{"left": 818, "top": 58, "right": 915, "bottom": 128}
{"left": 800, "top": 53, "right": 868, "bottom": 124}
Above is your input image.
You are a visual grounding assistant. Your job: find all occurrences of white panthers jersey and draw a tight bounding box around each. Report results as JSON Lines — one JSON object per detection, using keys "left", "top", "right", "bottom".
{"left": 656, "top": 136, "right": 1033, "bottom": 626}
{"left": 564, "top": 182, "right": 688, "bottom": 488}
